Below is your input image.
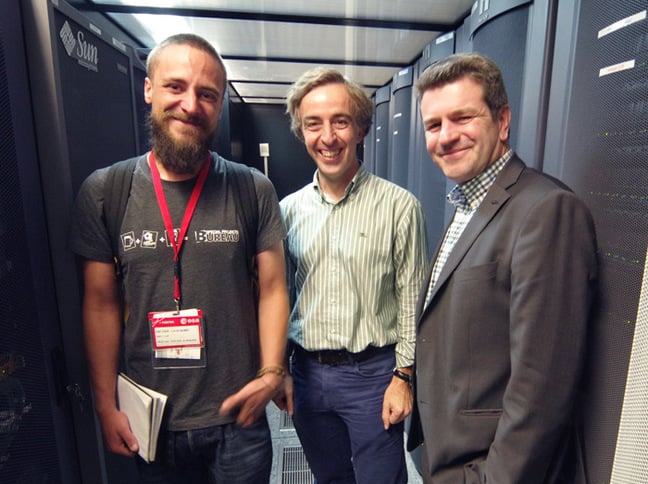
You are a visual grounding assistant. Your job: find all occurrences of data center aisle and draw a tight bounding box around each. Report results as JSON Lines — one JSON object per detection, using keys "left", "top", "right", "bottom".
{"left": 267, "top": 403, "right": 422, "bottom": 484}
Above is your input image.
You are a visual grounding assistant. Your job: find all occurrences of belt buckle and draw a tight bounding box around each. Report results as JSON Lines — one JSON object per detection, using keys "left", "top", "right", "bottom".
{"left": 317, "top": 350, "right": 348, "bottom": 366}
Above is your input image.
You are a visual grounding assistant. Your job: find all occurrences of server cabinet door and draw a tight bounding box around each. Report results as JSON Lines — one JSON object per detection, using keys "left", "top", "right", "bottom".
{"left": 545, "top": 1, "right": 648, "bottom": 482}
{"left": 1, "top": 1, "right": 80, "bottom": 482}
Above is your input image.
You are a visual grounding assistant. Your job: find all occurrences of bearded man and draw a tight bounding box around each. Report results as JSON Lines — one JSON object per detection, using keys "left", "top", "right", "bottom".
{"left": 69, "top": 33, "right": 289, "bottom": 484}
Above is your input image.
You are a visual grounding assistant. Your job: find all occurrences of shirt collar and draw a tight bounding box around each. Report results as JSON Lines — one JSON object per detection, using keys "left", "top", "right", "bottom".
{"left": 448, "top": 149, "right": 513, "bottom": 210}
{"left": 312, "top": 163, "right": 368, "bottom": 204}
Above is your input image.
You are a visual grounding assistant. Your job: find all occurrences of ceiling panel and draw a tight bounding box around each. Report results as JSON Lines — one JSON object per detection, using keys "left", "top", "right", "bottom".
{"left": 236, "top": 97, "right": 285, "bottom": 105}
{"left": 225, "top": 60, "right": 399, "bottom": 86}
{"left": 231, "top": 81, "right": 375, "bottom": 101}
{"left": 231, "top": 82, "right": 292, "bottom": 99}
{"left": 71, "top": 0, "right": 474, "bottom": 103}
{"left": 87, "top": 0, "right": 473, "bottom": 24}
{"left": 109, "top": 14, "right": 443, "bottom": 64}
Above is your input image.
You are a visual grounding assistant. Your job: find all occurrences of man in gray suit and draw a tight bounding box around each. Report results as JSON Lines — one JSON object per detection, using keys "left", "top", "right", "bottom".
{"left": 407, "top": 53, "right": 598, "bottom": 483}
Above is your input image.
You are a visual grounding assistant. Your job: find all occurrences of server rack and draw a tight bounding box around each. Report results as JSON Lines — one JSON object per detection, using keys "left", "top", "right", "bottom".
{"left": 373, "top": 85, "right": 391, "bottom": 179}
{"left": 129, "top": 48, "right": 151, "bottom": 154}
{"left": 545, "top": 1, "right": 648, "bottom": 482}
{"left": 410, "top": 33, "right": 457, "bottom": 254}
{"left": 0, "top": 1, "right": 80, "bottom": 482}
{"left": 363, "top": 109, "right": 376, "bottom": 173}
{"left": 21, "top": 0, "right": 144, "bottom": 481}
{"left": 389, "top": 66, "right": 415, "bottom": 190}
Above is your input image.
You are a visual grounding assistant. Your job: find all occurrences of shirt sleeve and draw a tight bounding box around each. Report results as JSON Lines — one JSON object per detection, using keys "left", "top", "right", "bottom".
{"left": 393, "top": 195, "right": 429, "bottom": 367}
{"left": 251, "top": 168, "right": 287, "bottom": 254}
{"left": 68, "top": 167, "right": 114, "bottom": 263}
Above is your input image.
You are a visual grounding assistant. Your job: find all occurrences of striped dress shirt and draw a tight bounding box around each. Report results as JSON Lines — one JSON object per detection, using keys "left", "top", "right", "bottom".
{"left": 280, "top": 165, "right": 428, "bottom": 368}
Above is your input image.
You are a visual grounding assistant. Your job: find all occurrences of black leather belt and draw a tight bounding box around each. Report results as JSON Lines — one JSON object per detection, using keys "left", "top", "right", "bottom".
{"left": 294, "top": 344, "right": 395, "bottom": 366}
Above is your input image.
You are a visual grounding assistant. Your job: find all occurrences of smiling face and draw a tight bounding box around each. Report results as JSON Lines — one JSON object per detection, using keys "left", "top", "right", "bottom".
{"left": 144, "top": 43, "right": 225, "bottom": 176}
{"left": 299, "top": 82, "right": 365, "bottom": 197}
{"left": 420, "top": 76, "right": 511, "bottom": 184}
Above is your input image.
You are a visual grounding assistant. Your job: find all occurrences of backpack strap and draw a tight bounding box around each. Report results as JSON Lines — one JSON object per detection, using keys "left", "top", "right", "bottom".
{"left": 103, "top": 155, "right": 142, "bottom": 279}
{"left": 219, "top": 155, "right": 260, "bottom": 313}
{"left": 221, "top": 155, "right": 259, "bottom": 271}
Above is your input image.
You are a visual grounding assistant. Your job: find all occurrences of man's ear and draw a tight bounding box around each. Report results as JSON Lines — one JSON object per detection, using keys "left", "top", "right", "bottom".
{"left": 144, "top": 77, "right": 153, "bottom": 105}
{"left": 355, "top": 126, "right": 368, "bottom": 144}
{"left": 497, "top": 105, "right": 512, "bottom": 142}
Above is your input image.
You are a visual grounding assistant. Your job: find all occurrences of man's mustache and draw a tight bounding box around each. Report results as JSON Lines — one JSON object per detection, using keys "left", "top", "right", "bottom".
{"left": 162, "top": 111, "right": 208, "bottom": 128}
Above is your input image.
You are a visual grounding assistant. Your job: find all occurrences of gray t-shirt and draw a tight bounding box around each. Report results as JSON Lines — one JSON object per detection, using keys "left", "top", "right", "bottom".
{"left": 70, "top": 153, "right": 286, "bottom": 430}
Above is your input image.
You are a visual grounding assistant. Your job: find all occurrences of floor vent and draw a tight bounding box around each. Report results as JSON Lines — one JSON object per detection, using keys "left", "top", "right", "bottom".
{"left": 280, "top": 445, "right": 314, "bottom": 484}
{"left": 280, "top": 410, "right": 295, "bottom": 430}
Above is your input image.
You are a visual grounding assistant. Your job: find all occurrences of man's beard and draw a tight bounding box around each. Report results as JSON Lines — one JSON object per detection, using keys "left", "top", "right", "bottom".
{"left": 148, "top": 111, "right": 216, "bottom": 175}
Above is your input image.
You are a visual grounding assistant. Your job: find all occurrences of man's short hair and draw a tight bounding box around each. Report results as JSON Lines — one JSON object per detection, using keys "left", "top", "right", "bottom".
{"left": 416, "top": 53, "right": 508, "bottom": 118}
{"left": 146, "top": 33, "right": 227, "bottom": 87}
{"left": 285, "top": 67, "right": 374, "bottom": 141}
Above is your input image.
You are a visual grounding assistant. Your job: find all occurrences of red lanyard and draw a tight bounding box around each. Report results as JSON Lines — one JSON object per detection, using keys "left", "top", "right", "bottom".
{"left": 148, "top": 151, "right": 211, "bottom": 311}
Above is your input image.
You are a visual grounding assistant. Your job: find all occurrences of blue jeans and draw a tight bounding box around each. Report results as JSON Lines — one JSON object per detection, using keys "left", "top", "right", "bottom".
{"left": 291, "top": 348, "right": 407, "bottom": 484}
{"left": 135, "top": 416, "right": 272, "bottom": 484}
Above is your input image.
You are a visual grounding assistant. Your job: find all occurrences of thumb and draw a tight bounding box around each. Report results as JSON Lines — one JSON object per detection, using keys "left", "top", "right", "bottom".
{"left": 218, "top": 387, "right": 245, "bottom": 415}
{"left": 219, "top": 392, "right": 242, "bottom": 415}
{"left": 120, "top": 426, "right": 140, "bottom": 453}
{"left": 381, "top": 401, "right": 391, "bottom": 430}
{"left": 125, "top": 435, "right": 139, "bottom": 453}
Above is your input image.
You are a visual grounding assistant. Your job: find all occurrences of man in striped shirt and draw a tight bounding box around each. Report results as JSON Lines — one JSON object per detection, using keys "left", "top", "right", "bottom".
{"left": 276, "top": 67, "right": 428, "bottom": 484}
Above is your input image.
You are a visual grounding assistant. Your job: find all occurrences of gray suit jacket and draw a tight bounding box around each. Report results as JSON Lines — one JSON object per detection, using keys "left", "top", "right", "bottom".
{"left": 408, "top": 156, "right": 597, "bottom": 483}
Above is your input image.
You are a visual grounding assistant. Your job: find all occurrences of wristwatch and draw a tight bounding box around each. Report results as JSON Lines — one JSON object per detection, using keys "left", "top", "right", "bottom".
{"left": 392, "top": 367, "right": 413, "bottom": 385}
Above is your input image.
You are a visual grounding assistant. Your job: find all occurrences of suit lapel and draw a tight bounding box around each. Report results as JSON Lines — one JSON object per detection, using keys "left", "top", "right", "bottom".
{"left": 415, "top": 262, "right": 435, "bottom": 321}
{"left": 417, "top": 156, "right": 526, "bottom": 323}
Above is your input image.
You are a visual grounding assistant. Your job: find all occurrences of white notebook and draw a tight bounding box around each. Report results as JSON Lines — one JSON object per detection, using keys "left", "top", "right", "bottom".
{"left": 117, "top": 373, "right": 168, "bottom": 463}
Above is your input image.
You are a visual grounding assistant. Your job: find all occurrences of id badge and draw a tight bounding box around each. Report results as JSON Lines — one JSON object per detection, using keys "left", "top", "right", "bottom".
{"left": 148, "top": 308, "right": 206, "bottom": 369}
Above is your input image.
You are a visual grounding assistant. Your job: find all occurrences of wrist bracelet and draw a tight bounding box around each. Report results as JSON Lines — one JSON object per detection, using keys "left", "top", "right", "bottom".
{"left": 392, "top": 368, "right": 412, "bottom": 385}
{"left": 256, "top": 365, "right": 286, "bottom": 379}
